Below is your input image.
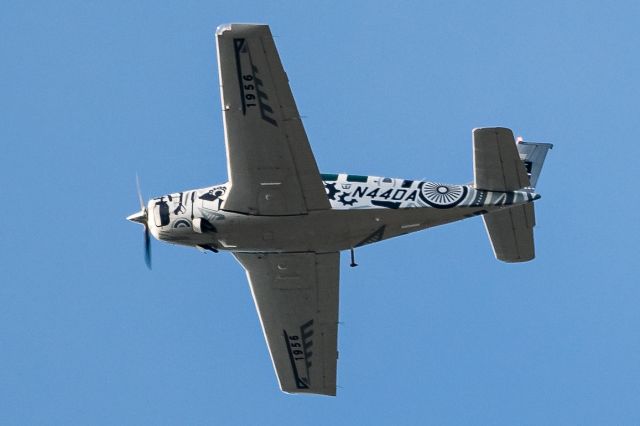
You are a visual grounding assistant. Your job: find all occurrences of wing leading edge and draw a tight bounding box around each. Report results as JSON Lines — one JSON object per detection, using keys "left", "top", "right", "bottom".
{"left": 216, "top": 24, "right": 330, "bottom": 216}
{"left": 234, "top": 252, "right": 339, "bottom": 396}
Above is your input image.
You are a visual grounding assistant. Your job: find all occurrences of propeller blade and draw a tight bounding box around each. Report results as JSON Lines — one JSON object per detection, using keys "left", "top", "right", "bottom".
{"left": 144, "top": 225, "right": 152, "bottom": 269}
{"left": 129, "top": 175, "right": 151, "bottom": 270}
{"left": 135, "top": 174, "right": 145, "bottom": 211}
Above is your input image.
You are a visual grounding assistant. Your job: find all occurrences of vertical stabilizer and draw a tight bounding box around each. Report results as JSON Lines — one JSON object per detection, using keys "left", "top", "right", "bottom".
{"left": 516, "top": 141, "right": 553, "bottom": 188}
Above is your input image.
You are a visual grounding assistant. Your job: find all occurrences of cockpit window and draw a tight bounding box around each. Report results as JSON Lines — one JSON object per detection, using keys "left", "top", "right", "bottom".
{"left": 153, "top": 200, "right": 170, "bottom": 227}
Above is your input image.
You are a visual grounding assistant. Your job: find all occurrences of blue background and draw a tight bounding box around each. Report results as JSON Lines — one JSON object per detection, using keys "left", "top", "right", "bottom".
{"left": 2, "top": 1, "right": 639, "bottom": 424}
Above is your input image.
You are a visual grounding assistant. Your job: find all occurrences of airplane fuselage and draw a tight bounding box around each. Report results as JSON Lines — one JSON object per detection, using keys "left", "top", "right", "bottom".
{"left": 148, "top": 174, "right": 539, "bottom": 253}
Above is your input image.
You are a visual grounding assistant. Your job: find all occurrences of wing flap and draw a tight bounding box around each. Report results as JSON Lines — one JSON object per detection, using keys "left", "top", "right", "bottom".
{"left": 216, "top": 24, "right": 330, "bottom": 215}
{"left": 234, "top": 251, "right": 339, "bottom": 396}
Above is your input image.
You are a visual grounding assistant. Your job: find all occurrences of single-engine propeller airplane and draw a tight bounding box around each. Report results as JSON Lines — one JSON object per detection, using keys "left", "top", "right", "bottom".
{"left": 127, "top": 23, "right": 552, "bottom": 396}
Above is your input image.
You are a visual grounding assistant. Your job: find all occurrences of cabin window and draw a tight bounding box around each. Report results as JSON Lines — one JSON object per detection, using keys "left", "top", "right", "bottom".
{"left": 154, "top": 201, "right": 170, "bottom": 227}
{"left": 346, "top": 174, "right": 368, "bottom": 183}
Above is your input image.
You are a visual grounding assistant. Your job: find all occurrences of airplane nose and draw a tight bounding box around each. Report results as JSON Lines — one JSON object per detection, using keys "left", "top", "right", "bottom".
{"left": 127, "top": 210, "right": 146, "bottom": 224}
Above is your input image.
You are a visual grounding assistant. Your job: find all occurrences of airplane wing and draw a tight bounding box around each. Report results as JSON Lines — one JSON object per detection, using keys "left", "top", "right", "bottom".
{"left": 234, "top": 251, "right": 339, "bottom": 396}
{"left": 216, "top": 24, "right": 330, "bottom": 215}
{"left": 473, "top": 127, "right": 531, "bottom": 191}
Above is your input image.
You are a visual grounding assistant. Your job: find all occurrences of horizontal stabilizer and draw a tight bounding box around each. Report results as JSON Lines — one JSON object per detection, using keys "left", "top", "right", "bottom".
{"left": 483, "top": 204, "right": 535, "bottom": 262}
{"left": 473, "top": 127, "right": 530, "bottom": 191}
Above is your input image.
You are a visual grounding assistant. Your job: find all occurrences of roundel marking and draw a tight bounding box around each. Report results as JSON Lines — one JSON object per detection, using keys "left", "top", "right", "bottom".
{"left": 172, "top": 218, "right": 192, "bottom": 229}
{"left": 418, "top": 182, "right": 468, "bottom": 208}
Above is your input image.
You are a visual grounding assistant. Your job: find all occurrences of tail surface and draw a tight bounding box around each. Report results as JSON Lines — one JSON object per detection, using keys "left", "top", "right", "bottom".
{"left": 516, "top": 141, "right": 553, "bottom": 188}
{"left": 472, "top": 127, "right": 551, "bottom": 262}
{"left": 473, "top": 127, "right": 530, "bottom": 191}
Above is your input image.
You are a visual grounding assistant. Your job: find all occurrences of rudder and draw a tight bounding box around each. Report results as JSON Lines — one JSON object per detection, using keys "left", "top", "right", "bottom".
{"left": 516, "top": 141, "right": 553, "bottom": 188}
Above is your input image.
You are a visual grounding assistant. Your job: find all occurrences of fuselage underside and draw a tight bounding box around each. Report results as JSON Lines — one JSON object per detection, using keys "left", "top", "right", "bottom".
{"left": 146, "top": 174, "right": 539, "bottom": 253}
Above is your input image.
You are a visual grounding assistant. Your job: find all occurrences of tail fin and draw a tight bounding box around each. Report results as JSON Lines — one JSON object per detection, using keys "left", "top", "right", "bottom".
{"left": 516, "top": 141, "right": 553, "bottom": 188}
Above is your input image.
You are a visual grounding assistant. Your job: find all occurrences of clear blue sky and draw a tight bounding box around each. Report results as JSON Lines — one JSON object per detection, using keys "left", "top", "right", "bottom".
{"left": 2, "top": 1, "right": 640, "bottom": 424}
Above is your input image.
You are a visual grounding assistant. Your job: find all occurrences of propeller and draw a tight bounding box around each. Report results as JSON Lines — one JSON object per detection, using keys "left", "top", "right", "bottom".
{"left": 127, "top": 175, "right": 152, "bottom": 269}
{"left": 144, "top": 222, "right": 151, "bottom": 269}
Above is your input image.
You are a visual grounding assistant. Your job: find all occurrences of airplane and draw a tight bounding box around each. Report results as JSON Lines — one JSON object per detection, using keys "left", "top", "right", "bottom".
{"left": 127, "top": 23, "right": 552, "bottom": 396}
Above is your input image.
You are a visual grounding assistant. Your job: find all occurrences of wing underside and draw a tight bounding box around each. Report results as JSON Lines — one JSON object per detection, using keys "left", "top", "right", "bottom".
{"left": 216, "top": 24, "right": 330, "bottom": 215}
{"left": 234, "top": 251, "right": 340, "bottom": 396}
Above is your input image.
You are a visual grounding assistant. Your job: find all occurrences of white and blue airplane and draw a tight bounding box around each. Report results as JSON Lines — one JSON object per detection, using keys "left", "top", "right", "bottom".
{"left": 127, "top": 24, "right": 552, "bottom": 396}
